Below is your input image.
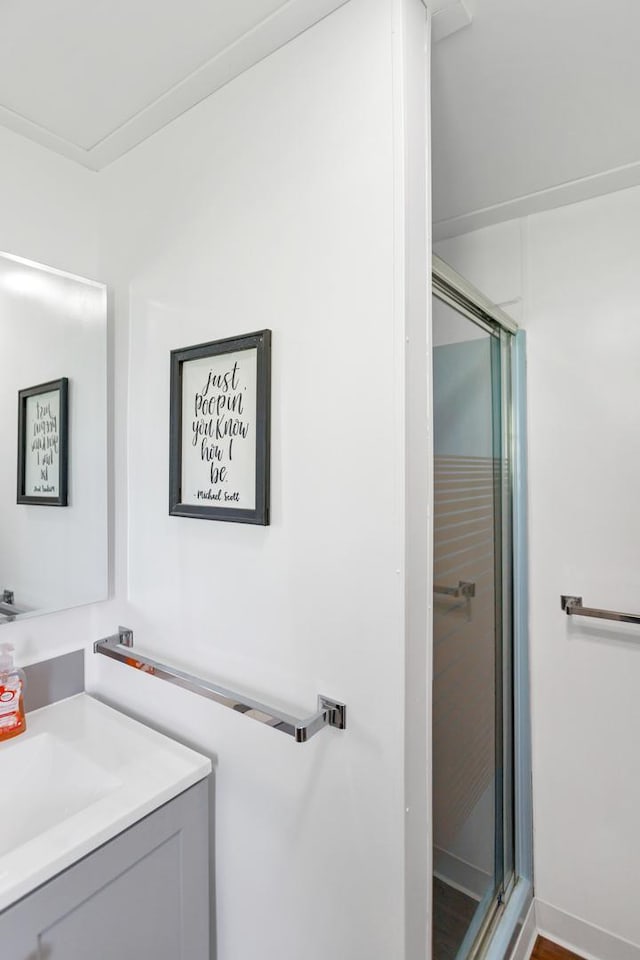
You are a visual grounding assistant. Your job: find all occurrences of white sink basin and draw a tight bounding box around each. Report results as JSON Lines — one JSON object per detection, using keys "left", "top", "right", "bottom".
{"left": 0, "top": 732, "right": 120, "bottom": 858}
{"left": 0, "top": 694, "right": 211, "bottom": 911}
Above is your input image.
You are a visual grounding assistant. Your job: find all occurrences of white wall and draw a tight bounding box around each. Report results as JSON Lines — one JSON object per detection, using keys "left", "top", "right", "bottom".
{"left": 526, "top": 189, "right": 640, "bottom": 948}
{"left": 0, "top": 125, "right": 116, "bottom": 663}
{"left": 436, "top": 185, "right": 640, "bottom": 950}
{"left": 87, "top": 2, "right": 430, "bottom": 959}
{"left": 0, "top": 126, "right": 98, "bottom": 279}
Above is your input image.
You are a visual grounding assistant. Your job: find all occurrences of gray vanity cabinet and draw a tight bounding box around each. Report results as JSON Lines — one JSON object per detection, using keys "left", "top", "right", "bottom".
{"left": 2, "top": 779, "right": 210, "bottom": 960}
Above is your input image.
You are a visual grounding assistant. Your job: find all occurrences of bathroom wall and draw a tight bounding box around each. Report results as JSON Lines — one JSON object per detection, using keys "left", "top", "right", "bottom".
{"left": 436, "top": 186, "right": 640, "bottom": 951}
{"left": 0, "top": 125, "right": 98, "bottom": 279}
{"left": 87, "top": 2, "right": 430, "bottom": 959}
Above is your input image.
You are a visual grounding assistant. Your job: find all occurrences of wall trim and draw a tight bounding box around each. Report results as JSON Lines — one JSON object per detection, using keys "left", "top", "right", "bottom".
{"left": 433, "top": 847, "right": 489, "bottom": 901}
{"left": 431, "top": 0, "right": 472, "bottom": 43}
{"left": 535, "top": 900, "right": 640, "bottom": 960}
{"left": 433, "top": 157, "right": 640, "bottom": 241}
{"left": 400, "top": 0, "right": 432, "bottom": 957}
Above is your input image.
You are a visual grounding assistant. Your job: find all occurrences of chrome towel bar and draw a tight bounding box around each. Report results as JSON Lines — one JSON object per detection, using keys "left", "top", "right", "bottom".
{"left": 434, "top": 580, "right": 476, "bottom": 599}
{"left": 0, "top": 589, "right": 28, "bottom": 620}
{"left": 94, "top": 627, "right": 346, "bottom": 743}
{"left": 561, "top": 595, "right": 640, "bottom": 626}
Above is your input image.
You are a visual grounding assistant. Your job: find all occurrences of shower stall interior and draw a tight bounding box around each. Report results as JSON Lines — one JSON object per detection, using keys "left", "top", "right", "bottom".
{"left": 431, "top": 258, "right": 531, "bottom": 960}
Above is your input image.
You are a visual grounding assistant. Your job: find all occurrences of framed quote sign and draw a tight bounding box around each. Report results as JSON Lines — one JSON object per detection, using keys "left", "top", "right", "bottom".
{"left": 17, "top": 377, "right": 69, "bottom": 507}
{"left": 169, "top": 330, "right": 271, "bottom": 524}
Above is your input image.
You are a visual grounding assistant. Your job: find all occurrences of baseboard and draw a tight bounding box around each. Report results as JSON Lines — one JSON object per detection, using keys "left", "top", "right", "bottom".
{"left": 508, "top": 899, "right": 537, "bottom": 960}
{"left": 433, "top": 846, "right": 491, "bottom": 900}
{"left": 535, "top": 900, "right": 640, "bottom": 960}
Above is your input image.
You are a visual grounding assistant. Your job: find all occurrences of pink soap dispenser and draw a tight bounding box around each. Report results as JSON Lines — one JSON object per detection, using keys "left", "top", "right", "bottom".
{"left": 0, "top": 643, "right": 26, "bottom": 742}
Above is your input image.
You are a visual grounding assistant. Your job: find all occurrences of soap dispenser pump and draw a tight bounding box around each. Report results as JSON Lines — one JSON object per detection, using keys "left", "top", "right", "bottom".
{"left": 0, "top": 643, "right": 26, "bottom": 741}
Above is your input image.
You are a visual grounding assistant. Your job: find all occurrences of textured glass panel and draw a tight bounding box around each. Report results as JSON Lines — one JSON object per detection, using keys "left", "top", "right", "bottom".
{"left": 432, "top": 295, "right": 514, "bottom": 960}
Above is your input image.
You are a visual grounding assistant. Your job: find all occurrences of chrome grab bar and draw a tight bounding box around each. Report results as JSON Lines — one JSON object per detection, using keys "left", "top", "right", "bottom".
{"left": 434, "top": 580, "right": 476, "bottom": 599}
{"left": 94, "top": 628, "right": 346, "bottom": 744}
{"left": 561, "top": 595, "right": 640, "bottom": 626}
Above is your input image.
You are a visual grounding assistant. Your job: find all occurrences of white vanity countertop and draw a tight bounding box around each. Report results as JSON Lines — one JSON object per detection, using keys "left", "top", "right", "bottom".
{"left": 0, "top": 693, "right": 211, "bottom": 912}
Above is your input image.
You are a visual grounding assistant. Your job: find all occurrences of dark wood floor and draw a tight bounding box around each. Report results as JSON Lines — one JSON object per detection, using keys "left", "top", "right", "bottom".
{"left": 531, "top": 936, "right": 585, "bottom": 960}
{"left": 432, "top": 877, "right": 477, "bottom": 960}
{"left": 433, "top": 879, "right": 585, "bottom": 960}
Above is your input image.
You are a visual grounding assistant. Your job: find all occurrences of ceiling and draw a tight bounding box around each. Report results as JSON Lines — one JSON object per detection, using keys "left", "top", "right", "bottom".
{"left": 0, "top": 0, "right": 347, "bottom": 170}
{"left": 1, "top": 0, "right": 638, "bottom": 233}
{"left": 432, "top": 0, "right": 640, "bottom": 237}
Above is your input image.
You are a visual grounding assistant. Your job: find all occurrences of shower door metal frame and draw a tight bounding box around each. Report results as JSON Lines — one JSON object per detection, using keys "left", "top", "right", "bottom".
{"left": 432, "top": 257, "right": 533, "bottom": 960}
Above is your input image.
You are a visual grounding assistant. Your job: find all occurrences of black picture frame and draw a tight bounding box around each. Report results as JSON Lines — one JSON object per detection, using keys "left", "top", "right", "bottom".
{"left": 169, "top": 330, "right": 271, "bottom": 524}
{"left": 17, "top": 377, "right": 69, "bottom": 507}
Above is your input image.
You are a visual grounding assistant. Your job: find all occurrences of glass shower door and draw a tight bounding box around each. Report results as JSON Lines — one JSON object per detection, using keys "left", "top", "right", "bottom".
{"left": 432, "top": 293, "right": 514, "bottom": 960}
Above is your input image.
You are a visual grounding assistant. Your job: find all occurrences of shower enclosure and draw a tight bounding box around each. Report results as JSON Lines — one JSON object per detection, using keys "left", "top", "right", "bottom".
{"left": 431, "top": 258, "right": 530, "bottom": 960}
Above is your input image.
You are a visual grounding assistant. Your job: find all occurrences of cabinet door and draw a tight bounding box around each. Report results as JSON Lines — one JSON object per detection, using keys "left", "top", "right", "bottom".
{"left": 2, "top": 779, "right": 210, "bottom": 960}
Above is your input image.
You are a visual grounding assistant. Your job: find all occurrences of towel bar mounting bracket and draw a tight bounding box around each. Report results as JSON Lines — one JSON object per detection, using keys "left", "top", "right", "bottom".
{"left": 561, "top": 595, "right": 583, "bottom": 613}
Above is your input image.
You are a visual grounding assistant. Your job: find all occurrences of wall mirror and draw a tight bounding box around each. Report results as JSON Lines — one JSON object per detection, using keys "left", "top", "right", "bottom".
{"left": 0, "top": 252, "right": 108, "bottom": 623}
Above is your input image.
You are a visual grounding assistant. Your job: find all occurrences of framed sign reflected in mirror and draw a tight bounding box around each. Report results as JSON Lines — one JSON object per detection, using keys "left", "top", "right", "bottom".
{"left": 17, "top": 378, "right": 69, "bottom": 507}
{"left": 0, "top": 250, "right": 107, "bottom": 623}
{"left": 169, "top": 330, "right": 271, "bottom": 525}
